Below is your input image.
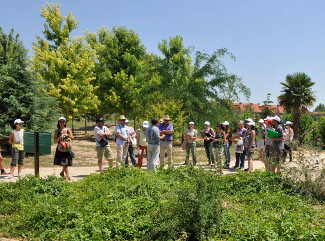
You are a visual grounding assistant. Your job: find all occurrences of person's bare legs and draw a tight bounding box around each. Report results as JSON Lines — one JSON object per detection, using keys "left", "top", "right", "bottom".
{"left": 248, "top": 158, "right": 253, "bottom": 172}
{"left": 9, "top": 166, "right": 16, "bottom": 175}
{"left": 98, "top": 159, "right": 103, "bottom": 173}
{"left": 108, "top": 159, "right": 113, "bottom": 168}
{"left": 271, "top": 165, "right": 276, "bottom": 172}
{"left": 64, "top": 166, "right": 70, "bottom": 180}
{"left": 264, "top": 162, "right": 269, "bottom": 171}
{"left": 18, "top": 164, "right": 23, "bottom": 174}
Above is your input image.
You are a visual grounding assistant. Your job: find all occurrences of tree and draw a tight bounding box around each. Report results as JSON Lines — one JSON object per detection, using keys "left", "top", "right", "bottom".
{"left": 30, "top": 3, "right": 99, "bottom": 132}
{"left": 0, "top": 27, "right": 57, "bottom": 138}
{"left": 260, "top": 93, "right": 274, "bottom": 119}
{"left": 85, "top": 26, "right": 146, "bottom": 118}
{"left": 314, "top": 103, "right": 325, "bottom": 112}
{"left": 278, "top": 72, "right": 316, "bottom": 140}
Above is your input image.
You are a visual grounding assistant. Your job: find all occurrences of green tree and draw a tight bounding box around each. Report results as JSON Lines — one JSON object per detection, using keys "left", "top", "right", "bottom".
{"left": 85, "top": 26, "right": 146, "bottom": 119}
{"left": 0, "top": 28, "right": 57, "bottom": 138}
{"left": 260, "top": 93, "right": 274, "bottom": 119}
{"left": 278, "top": 72, "right": 316, "bottom": 140}
{"left": 314, "top": 103, "right": 325, "bottom": 112}
{"left": 30, "top": 3, "right": 99, "bottom": 132}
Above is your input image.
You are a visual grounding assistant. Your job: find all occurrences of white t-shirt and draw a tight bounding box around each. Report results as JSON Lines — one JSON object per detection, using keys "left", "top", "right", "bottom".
{"left": 94, "top": 125, "right": 111, "bottom": 147}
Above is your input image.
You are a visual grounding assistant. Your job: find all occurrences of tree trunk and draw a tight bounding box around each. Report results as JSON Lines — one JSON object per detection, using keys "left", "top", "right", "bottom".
{"left": 134, "top": 117, "right": 136, "bottom": 130}
{"left": 84, "top": 114, "right": 87, "bottom": 134}
{"left": 293, "top": 109, "right": 300, "bottom": 141}
{"left": 114, "top": 114, "right": 117, "bottom": 126}
{"left": 72, "top": 117, "right": 75, "bottom": 134}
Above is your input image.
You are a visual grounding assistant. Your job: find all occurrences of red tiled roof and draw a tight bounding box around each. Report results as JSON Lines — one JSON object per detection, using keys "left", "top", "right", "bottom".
{"left": 233, "top": 103, "right": 285, "bottom": 114}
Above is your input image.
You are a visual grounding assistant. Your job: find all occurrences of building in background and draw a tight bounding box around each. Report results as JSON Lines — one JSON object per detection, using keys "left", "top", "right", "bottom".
{"left": 233, "top": 102, "right": 285, "bottom": 118}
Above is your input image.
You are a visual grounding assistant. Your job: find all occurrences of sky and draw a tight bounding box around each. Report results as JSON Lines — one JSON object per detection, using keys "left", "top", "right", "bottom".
{"left": 1, "top": 0, "right": 324, "bottom": 109}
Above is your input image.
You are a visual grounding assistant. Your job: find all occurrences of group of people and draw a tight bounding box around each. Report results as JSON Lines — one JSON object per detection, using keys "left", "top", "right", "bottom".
{"left": 0, "top": 114, "right": 294, "bottom": 180}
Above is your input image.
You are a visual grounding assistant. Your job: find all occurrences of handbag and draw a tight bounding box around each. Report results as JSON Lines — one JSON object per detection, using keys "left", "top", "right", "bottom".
{"left": 181, "top": 139, "right": 188, "bottom": 150}
{"left": 58, "top": 139, "right": 71, "bottom": 152}
{"left": 235, "top": 138, "right": 244, "bottom": 153}
{"left": 99, "top": 138, "right": 108, "bottom": 147}
{"left": 131, "top": 137, "right": 137, "bottom": 147}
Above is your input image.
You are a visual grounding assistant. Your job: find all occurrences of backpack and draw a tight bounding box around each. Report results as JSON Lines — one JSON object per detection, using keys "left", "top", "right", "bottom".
{"left": 57, "top": 129, "right": 72, "bottom": 152}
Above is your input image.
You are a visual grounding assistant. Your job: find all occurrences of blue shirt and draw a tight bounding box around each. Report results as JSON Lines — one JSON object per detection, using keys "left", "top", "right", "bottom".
{"left": 158, "top": 123, "right": 174, "bottom": 141}
{"left": 115, "top": 124, "right": 129, "bottom": 146}
{"left": 146, "top": 125, "right": 160, "bottom": 145}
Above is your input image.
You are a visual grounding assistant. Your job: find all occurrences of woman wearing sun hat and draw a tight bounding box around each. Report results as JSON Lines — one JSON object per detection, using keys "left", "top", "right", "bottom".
{"left": 184, "top": 121, "right": 198, "bottom": 165}
{"left": 222, "top": 121, "right": 232, "bottom": 169}
{"left": 244, "top": 120, "right": 256, "bottom": 172}
{"left": 5, "top": 119, "right": 25, "bottom": 179}
{"left": 136, "top": 121, "right": 149, "bottom": 168}
{"left": 53, "top": 117, "right": 74, "bottom": 180}
{"left": 284, "top": 121, "right": 294, "bottom": 162}
{"left": 202, "top": 121, "right": 215, "bottom": 165}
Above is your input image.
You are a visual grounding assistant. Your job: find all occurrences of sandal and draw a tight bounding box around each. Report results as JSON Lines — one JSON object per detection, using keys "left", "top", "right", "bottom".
{"left": 60, "top": 171, "right": 65, "bottom": 177}
{"left": 65, "top": 176, "right": 71, "bottom": 181}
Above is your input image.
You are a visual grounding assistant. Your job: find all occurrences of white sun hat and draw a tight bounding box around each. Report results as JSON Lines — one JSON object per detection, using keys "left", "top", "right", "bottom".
{"left": 245, "top": 118, "right": 253, "bottom": 122}
{"left": 189, "top": 121, "right": 195, "bottom": 125}
{"left": 273, "top": 116, "right": 281, "bottom": 123}
{"left": 14, "top": 119, "right": 24, "bottom": 124}
{"left": 222, "top": 121, "right": 230, "bottom": 126}
{"left": 204, "top": 121, "right": 210, "bottom": 126}
{"left": 142, "top": 121, "right": 149, "bottom": 128}
{"left": 247, "top": 121, "right": 255, "bottom": 126}
{"left": 58, "top": 117, "right": 66, "bottom": 121}
{"left": 259, "top": 119, "right": 264, "bottom": 123}
{"left": 285, "top": 121, "right": 292, "bottom": 125}
{"left": 125, "top": 119, "right": 129, "bottom": 123}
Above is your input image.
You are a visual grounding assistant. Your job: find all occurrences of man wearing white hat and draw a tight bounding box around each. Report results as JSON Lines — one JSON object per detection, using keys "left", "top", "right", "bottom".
{"left": 136, "top": 121, "right": 149, "bottom": 168}
{"left": 115, "top": 115, "right": 130, "bottom": 167}
{"left": 257, "top": 119, "right": 266, "bottom": 160}
{"left": 271, "top": 116, "right": 285, "bottom": 172}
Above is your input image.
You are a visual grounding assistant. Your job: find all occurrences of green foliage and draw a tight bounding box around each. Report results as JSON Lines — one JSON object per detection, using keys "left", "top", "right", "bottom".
{"left": 278, "top": 72, "right": 316, "bottom": 140}
{"left": 1, "top": 169, "right": 324, "bottom": 240}
{"left": 314, "top": 103, "right": 325, "bottom": 112}
{"left": 0, "top": 27, "right": 58, "bottom": 138}
{"left": 144, "top": 99, "right": 187, "bottom": 140}
{"left": 85, "top": 26, "right": 146, "bottom": 117}
{"left": 31, "top": 3, "right": 99, "bottom": 121}
{"left": 260, "top": 93, "right": 274, "bottom": 119}
{"left": 286, "top": 112, "right": 315, "bottom": 143}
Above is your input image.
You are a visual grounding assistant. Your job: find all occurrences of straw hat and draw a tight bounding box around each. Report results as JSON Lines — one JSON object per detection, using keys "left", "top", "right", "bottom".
{"left": 163, "top": 115, "right": 172, "bottom": 121}
{"left": 119, "top": 115, "right": 126, "bottom": 120}
{"left": 231, "top": 135, "right": 240, "bottom": 144}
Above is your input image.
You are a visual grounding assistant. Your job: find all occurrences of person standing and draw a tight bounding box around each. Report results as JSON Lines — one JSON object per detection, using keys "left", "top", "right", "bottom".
{"left": 213, "top": 123, "right": 224, "bottom": 169}
{"left": 94, "top": 117, "right": 113, "bottom": 173}
{"left": 264, "top": 119, "right": 274, "bottom": 171}
{"left": 223, "top": 121, "right": 232, "bottom": 169}
{"left": 115, "top": 115, "right": 130, "bottom": 167}
{"left": 53, "top": 117, "right": 74, "bottom": 180}
{"left": 184, "top": 121, "right": 197, "bottom": 165}
{"left": 5, "top": 119, "right": 25, "bottom": 179}
{"left": 257, "top": 119, "right": 266, "bottom": 160}
{"left": 136, "top": 121, "right": 149, "bottom": 168}
{"left": 146, "top": 118, "right": 165, "bottom": 172}
{"left": 0, "top": 152, "right": 9, "bottom": 175}
{"left": 158, "top": 115, "right": 174, "bottom": 166}
{"left": 284, "top": 121, "right": 294, "bottom": 162}
{"left": 271, "top": 116, "right": 285, "bottom": 172}
{"left": 202, "top": 121, "right": 215, "bottom": 165}
{"left": 234, "top": 120, "right": 246, "bottom": 170}
{"left": 125, "top": 119, "right": 138, "bottom": 167}
{"left": 244, "top": 121, "right": 256, "bottom": 173}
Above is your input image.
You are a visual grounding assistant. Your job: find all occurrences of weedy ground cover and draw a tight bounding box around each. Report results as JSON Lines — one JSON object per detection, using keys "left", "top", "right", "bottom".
{"left": 0, "top": 167, "right": 324, "bottom": 240}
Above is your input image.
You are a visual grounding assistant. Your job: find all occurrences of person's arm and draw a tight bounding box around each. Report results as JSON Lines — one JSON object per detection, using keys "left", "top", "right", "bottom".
{"left": 54, "top": 130, "right": 60, "bottom": 144}
{"left": 105, "top": 129, "right": 112, "bottom": 137}
{"left": 191, "top": 131, "right": 197, "bottom": 140}
{"left": 136, "top": 130, "right": 140, "bottom": 148}
{"left": 210, "top": 128, "right": 215, "bottom": 140}
{"left": 67, "top": 129, "right": 74, "bottom": 140}
{"left": 8, "top": 131, "right": 17, "bottom": 145}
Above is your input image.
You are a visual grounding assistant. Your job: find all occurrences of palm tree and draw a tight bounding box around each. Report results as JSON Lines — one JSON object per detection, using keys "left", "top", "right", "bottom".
{"left": 278, "top": 72, "right": 316, "bottom": 140}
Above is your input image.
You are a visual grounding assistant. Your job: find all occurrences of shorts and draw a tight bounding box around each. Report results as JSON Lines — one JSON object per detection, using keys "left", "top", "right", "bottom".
{"left": 257, "top": 138, "right": 265, "bottom": 151}
{"left": 246, "top": 151, "right": 254, "bottom": 159}
{"left": 264, "top": 144, "right": 274, "bottom": 158}
{"left": 11, "top": 148, "right": 25, "bottom": 166}
{"left": 96, "top": 146, "right": 113, "bottom": 160}
{"left": 274, "top": 148, "right": 285, "bottom": 164}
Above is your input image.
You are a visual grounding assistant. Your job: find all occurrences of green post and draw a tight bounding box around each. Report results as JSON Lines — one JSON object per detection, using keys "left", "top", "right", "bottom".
{"left": 34, "top": 132, "right": 39, "bottom": 176}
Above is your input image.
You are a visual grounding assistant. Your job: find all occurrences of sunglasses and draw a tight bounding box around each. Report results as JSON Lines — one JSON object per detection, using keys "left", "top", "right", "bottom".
{"left": 121, "top": 120, "right": 126, "bottom": 122}
{"left": 17, "top": 123, "right": 23, "bottom": 126}
{"left": 59, "top": 121, "right": 65, "bottom": 124}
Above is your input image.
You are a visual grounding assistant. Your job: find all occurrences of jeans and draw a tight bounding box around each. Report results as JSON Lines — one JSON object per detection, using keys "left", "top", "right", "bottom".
{"left": 148, "top": 144, "right": 160, "bottom": 172}
{"left": 125, "top": 143, "right": 138, "bottom": 167}
{"left": 224, "top": 142, "right": 231, "bottom": 167}
{"left": 214, "top": 145, "right": 224, "bottom": 167}
{"left": 235, "top": 152, "right": 245, "bottom": 169}
{"left": 204, "top": 141, "right": 215, "bottom": 164}
{"left": 185, "top": 142, "right": 197, "bottom": 165}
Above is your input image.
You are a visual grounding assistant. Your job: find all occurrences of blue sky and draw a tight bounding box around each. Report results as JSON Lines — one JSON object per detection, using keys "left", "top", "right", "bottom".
{"left": 1, "top": 0, "right": 324, "bottom": 109}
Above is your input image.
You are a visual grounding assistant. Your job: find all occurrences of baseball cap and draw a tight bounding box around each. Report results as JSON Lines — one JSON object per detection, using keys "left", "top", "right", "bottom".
{"left": 204, "top": 121, "right": 210, "bottom": 126}
{"left": 273, "top": 116, "right": 281, "bottom": 123}
{"left": 222, "top": 121, "right": 230, "bottom": 126}
{"left": 125, "top": 119, "right": 129, "bottom": 123}
{"left": 247, "top": 121, "right": 255, "bottom": 126}
{"left": 189, "top": 121, "right": 195, "bottom": 125}
{"left": 245, "top": 118, "right": 253, "bottom": 122}
{"left": 285, "top": 121, "right": 292, "bottom": 125}
{"left": 142, "top": 121, "right": 149, "bottom": 128}
{"left": 96, "top": 117, "right": 105, "bottom": 123}
{"left": 14, "top": 119, "right": 24, "bottom": 124}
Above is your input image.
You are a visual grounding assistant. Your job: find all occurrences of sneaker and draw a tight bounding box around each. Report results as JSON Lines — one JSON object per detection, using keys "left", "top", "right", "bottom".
{"left": 4, "top": 174, "right": 14, "bottom": 179}
{"left": 18, "top": 173, "right": 23, "bottom": 178}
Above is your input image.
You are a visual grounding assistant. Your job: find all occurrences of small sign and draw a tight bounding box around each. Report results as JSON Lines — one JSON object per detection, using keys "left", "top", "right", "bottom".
{"left": 38, "top": 132, "right": 51, "bottom": 155}
{"left": 24, "top": 132, "right": 35, "bottom": 153}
